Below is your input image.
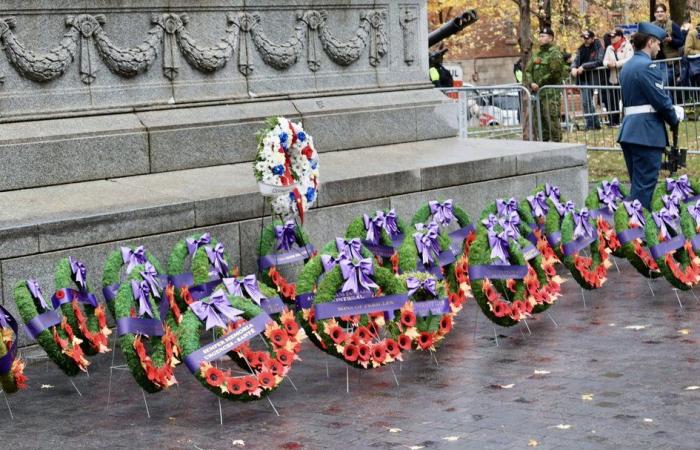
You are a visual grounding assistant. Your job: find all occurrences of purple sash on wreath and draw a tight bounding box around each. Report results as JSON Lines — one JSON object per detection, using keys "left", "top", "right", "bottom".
{"left": 0, "top": 305, "right": 19, "bottom": 376}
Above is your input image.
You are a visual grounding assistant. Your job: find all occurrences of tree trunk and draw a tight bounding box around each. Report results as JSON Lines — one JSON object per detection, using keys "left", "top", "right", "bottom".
{"left": 668, "top": 0, "right": 686, "bottom": 24}
{"left": 650, "top": 0, "right": 656, "bottom": 21}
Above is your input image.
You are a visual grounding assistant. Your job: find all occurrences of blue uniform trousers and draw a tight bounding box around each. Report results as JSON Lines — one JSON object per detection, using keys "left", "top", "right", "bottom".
{"left": 620, "top": 142, "right": 662, "bottom": 210}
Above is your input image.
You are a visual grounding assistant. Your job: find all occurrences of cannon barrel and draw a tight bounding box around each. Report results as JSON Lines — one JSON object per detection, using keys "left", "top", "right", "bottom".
{"left": 428, "top": 10, "right": 478, "bottom": 48}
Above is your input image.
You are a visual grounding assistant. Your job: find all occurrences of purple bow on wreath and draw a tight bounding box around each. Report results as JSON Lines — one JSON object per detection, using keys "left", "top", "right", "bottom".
{"left": 624, "top": 200, "right": 646, "bottom": 227}
{"left": 597, "top": 179, "right": 623, "bottom": 212}
{"left": 131, "top": 280, "right": 154, "bottom": 318}
{"left": 206, "top": 243, "right": 229, "bottom": 279}
{"left": 573, "top": 208, "right": 594, "bottom": 240}
{"left": 384, "top": 209, "right": 400, "bottom": 237}
{"left": 121, "top": 246, "right": 146, "bottom": 274}
{"left": 481, "top": 213, "right": 500, "bottom": 229}
{"left": 429, "top": 200, "right": 454, "bottom": 226}
{"left": 545, "top": 183, "right": 561, "bottom": 202}
{"left": 556, "top": 200, "right": 575, "bottom": 217}
{"left": 364, "top": 211, "right": 386, "bottom": 245}
{"left": 340, "top": 258, "right": 378, "bottom": 294}
{"left": 69, "top": 257, "right": 87, "bottom": 291}
{"left": 501, "top": 210, "right": 521, "bottom": 238}
{"left": 335, "top": 237, "right": 363, "bottom": 261}
{"left": 406, "top": 277, "right": 437, "bottom": 297}
{"left": 275, "top": 220, "right": 296, "bottom": 251}
{"left": 140, "top": 263, "right": 162, "bottom": 299}
{"left": 190, "top": 289, "right": 243, "bottom": 330}
{"left": 688, "top": 200, "right": 700, "bottom": 229}
{"left": 496, "top": 197, "right": 518, "bottom": 217}
{"left": 414, "top": 222, "right": 441, "bottom": 266}
{"left": 653, "top": 208, "right": 679, "bottom": 241}
{"left": 223, "top": 274, "right": 266, "bottom": 305}
{"left": 666, "top": 174, "right": 694, "bottom": 201}
{"left": 321, "top": 253, "right": 347, "bottom": 272}
{"left": 662, "top": 194, "right": 681, "bottom": 218}
{"left": 527, "top": 191, "right": 549, "bottom": 218}
{"left": 186, "top": 233, "right": 211, "bottom": 256}
{"left": 27, "top": 279, "right": 50, "bottom": 310}
{"left": 488, "top": 227, "right": 514, "bottom": 265}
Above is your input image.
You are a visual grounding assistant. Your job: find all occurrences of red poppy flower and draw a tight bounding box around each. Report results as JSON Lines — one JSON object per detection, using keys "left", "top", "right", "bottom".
{"left": 56, "top": 289, "right": 65, "bottom": 300}
{"left": 276, "top": 349, "right": 295, "bottom": 366}
{"left": 227, "top": 377, "right": 246, "bottom": 395}
{"left": 330, "top": 326, "right": 347, "bottom": 344}
{"left": 283, "top": 319, "right": 299, "bottom": 336}
{"left": 270, "top": 269, "right": 282, "bottom": 285}
{"left": 439, "top": 315, "right": 453, "bottom": 334}
{"left": 257, "top": 371, "right": 276, "bottom": 389}
{"left": 385, "top": 338, "right": 400, "bottom": 357}
{"left": 243, "top": 375, "right": 259, "bottom": 393}
{"left": 204, "top": 366, "right": 225, "bottom": 387}
{"left": 269, "top": 328, "right": 288, "bottom": 348}
{"left": 265, "top": 359, "right": 284, "bottom": 375}
{"left": 523, "top": 300, "right": 534, "bottom": 314}
{"left": 354, "top": 326, "right": 373, "bottom": 342}
{"left": 146, "top": 364, "right": 158, "bottom": 383}
{"left": 246, "top": 351, "right": 261, "bottom": 368}
{"left": 371, "top": 343, "right": 387, "bottom": 363}
{"left": 400, "top": 310, "right": 417, "bottom": 328}
{"left": 358, "top": 344, "right": 371, "bottom": 361}
{"left": 282, "top": 284, "right": 296, "bottom": 299}
{"left": 418, "top": 332, "right": 434, "bottom": 350}
{"left": 343, "top": 344, "right": 359, "bottom": 362}
{"left": 492, "top": 301, "right": 507, "bottom": 318}
{"left": 398, "top": 334, "right": 412, "bottom": 350}
{"left": 257, "top": 352, "right": 270, "bottom": 366}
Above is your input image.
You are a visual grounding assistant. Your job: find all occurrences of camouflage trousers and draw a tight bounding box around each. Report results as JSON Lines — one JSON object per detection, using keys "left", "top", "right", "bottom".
{"left": 537, "top": 96, "right": 561, "bottom": 142}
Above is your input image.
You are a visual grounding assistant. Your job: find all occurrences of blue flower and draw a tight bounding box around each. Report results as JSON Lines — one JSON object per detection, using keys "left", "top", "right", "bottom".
{"left": 289, "top": 192, "right": 296, "bottom": 201}
{"left": 272, "top": 165, "right": 285, "bottom": 175}
{"left": 306, "top": 187, "right": 316, "bottom": 202}
{"left": 279, "top": 132, "right": 289, "bottom": 149}
{"left": 297, "top": 131, "right": 306, "bottom": 142}
{"left": 310, "top": 160, "right": 318, "bottom": 170}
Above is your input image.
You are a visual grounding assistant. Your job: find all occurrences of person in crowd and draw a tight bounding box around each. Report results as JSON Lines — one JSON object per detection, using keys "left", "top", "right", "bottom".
{"left": 653, "top": 4, "right": 684, "bottom": 86}
{"left": 603, "top": 28, "right": 634, "bottom": 126}
{"left": 429, "top": 48, "right": 454, "bottom": 88}
{"left": 571, "top": 30, "right": 604, "bottom": 130}
{"left": 513, "top": 58, "right": 523, "bottom": 83}
{"left": 523, "top": 27, "right": 567, "bottom": 142}
{"left": 618, "top": 22, "right": 684, "bottom": 210}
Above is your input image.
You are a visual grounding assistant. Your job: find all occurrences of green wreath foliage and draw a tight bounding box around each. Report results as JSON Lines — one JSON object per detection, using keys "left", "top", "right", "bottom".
{"left": 411, "top": 200, "right": 473, "bottom": 255}
{"left": 13, "top": 281, "right": 81, "bottom": 376}
{"left": 613, "top": 203, "right": 662, "bottom": 278}
{"left": 585, "top": 181, "right": 629, "bottom": 258}
{"left": 256, "top": 219, "right": 313, "bottom": 297}
{"left": 101, "top": 247, "right": 163, "bottom": 319}
{"left": 559, "top": 210, "right": 610, "bottom": 290}
{"left": 651, "top": 176, "right": 700, "bottom": 210}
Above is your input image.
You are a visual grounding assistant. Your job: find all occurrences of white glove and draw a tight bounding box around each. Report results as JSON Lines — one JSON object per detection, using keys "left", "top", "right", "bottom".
{"left": 674, "top": 105, "right": 685, "bottom": 122}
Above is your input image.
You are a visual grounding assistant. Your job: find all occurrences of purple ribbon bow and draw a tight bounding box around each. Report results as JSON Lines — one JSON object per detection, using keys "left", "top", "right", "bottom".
{"left": 501, "top": 210, "right": 521, "bottom": 238}
{"left": 688, "top": 200, "right": 700, "bottom": 228}
{"left": 206, "top": 243, "right": 229, "bottom": 279}
{"left": 653, "top": 208, "right": 679, "bottom": 241}
{"left": 573, "top": 208, "right": 594, "bottom": 240}
{"left": 384, "top": 209, "right": 400, "bottom": 237}
{"left": 335, "top": 237, "right": 363, "bottom": 261}
{"left": 69, "top": 257, "right": 87, "bottom": 291}
{"left": 556, "top": 200, "right": 575, "bottom": 217}
{"left": 597, "top": 183, "right": 620, "bottom": 212}
{"left": 27, "top": 279, "right": 50, "bottom": 310}
{"left": 662, "top": 194, "right": 681, "bottom": 218}
{"left": 363, "top": 212, "right": 386, "bottom": 245}
{"left": 339, "top": 258, "right": 378, "bottom": 293}
{"left": 406, "top": 277, "right": 437, "bottom": 297}
{"left": 481, "top": 214, "right": 500, "bottom": 229}
{"left": 527, "top": 191, "right": 549, "bottom": 218}
{"left": 131, "top": 280, "right": 154, "bottom": 318}
{"left": 321, "top": 253, "right": 347, "bottom": 272}
{"left": 140, "top": 262, "right": 162, "bottom": 299}
{"left": 545, "top": 183, "right": 561, "bottom": 201}
{"left": 414, "top": 222, "right": 441, "bottom": 266}
{"left": 120, "top": 246, "right": 146, "bottom": 274}
{"left": 624, "top": 200, "right": 646, "bottom": 227}
{"left": 186, "top": 232, "right": 211, "bottom": 256}
{"left": 429, "top": 200, "right": 454, "bottom": 226}
{"left": 666, "top": 174, "right": 694, "bottom": 201}
{"left": 190, "top": 289, "right": 243, "bottom": 330}
{"left": 223, "top": 274, "right": 266, "bottom": 305}
{"left": 275, "top": 221, "right": 296, "bottom": 251}
{"left": 488, "top": 228, "right": 513, "bottom": 265}
{"left": 496, "top": 197, "right": 518, "bottom": 217}
{"left": 602, "top": 178, "right": 624, "bottom": 200}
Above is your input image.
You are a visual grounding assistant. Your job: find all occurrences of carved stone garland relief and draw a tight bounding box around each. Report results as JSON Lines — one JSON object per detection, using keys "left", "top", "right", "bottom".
{"left": 0, "top": 8, "right": 401, "bottom": 85}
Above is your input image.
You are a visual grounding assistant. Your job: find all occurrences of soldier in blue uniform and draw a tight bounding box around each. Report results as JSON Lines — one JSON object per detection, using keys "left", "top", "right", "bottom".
{"left": 618, "top": 22, "right": 684, "bottom": 210}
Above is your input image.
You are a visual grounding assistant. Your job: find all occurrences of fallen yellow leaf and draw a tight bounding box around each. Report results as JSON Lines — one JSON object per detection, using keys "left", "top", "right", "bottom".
{"left": 678, "top": 329, "right": 691, "bottom": 335}
{"left": 553, "top": 424, "right": 572, "bottom": 430}
{"left": 388, "top": 428, "right": 402, "bottom": 433}
{"left": 624, "top": 325, "right": 647, "bottom": 330}
{"left": 581, "top": 393, "right": 594, "bottom": 401}
{"left": 528, "top": 439, "right": 538, "bottom": 447}
{"left": 684, "top": 386, "right": 700, "bottom": 391}
{"left": 534, "top": 370, "right": 551, "bottom": 375}
{"left": 442, "top": 436, "right": 459, "bottom": 441}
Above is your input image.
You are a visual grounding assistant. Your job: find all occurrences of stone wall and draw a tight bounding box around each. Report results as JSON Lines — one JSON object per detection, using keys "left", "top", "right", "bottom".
{"left": 454, "top": 56, "right": 520, "bottom": 86}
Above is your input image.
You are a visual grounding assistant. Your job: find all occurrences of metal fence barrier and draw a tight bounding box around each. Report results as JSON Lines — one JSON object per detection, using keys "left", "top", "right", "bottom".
{"left": 439, "top": 85, "right": 533, "bottom": 140}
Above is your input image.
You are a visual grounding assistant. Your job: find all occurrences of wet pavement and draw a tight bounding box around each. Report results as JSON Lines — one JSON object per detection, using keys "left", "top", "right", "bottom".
{"left": 2, "top": 257, "right": 700, "bottom": 450}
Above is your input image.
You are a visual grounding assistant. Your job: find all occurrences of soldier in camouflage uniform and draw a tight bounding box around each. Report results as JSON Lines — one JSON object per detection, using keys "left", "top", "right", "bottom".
{"left": 524, "top": 27, "right": 566, "bottom": 142}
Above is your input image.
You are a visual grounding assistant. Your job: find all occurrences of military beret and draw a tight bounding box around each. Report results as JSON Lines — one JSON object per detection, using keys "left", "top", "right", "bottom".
{"left": 637, "top": 22, "right": 667, "bottom": 41}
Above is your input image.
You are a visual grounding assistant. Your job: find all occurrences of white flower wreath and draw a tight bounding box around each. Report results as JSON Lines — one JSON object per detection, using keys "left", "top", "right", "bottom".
{"left": 253, "top": 117, "right": 320, "bottom": 220}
